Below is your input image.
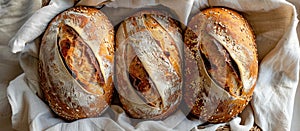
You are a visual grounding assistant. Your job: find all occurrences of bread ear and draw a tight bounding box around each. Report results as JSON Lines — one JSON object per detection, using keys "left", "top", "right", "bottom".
{"left": 184, "top": 7, "right": 258, "bottom": 123}
{"left": 39, "top": 6, "right": 114, "bottom": 121}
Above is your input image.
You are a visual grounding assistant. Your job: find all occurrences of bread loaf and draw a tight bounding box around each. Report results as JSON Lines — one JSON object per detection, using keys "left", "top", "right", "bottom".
{"left": 184, "top": 7, "right": 258, "bottom": 123}
{"left": 115, "top": 10, "right": 183, "bottom": 119}
{"left": 39, "top": 6, "right": 114, "bottom": 120}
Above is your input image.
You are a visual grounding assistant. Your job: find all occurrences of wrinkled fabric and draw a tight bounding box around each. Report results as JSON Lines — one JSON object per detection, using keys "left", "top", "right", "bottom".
{"left": 5, "top": 0, "right": 300, "bottom": 131}
{"left": 287, "top": 0, "right": 300, "bottom": 130}
{"left": 8, "top": 0, "right": 74, "bottom": 53}
{"left": 0, "top": 0, "right": 41, "bottom": 131}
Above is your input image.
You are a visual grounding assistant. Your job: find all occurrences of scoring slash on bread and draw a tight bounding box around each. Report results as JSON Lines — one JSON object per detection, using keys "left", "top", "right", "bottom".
{"left": 115, "top": 10, "right": 183, "bottom": 119}
{"left": 184, "top": 7, "right": 258, "bottom": 123}
{"left": 39, "top": 6, "right": 114, "bottom": 120}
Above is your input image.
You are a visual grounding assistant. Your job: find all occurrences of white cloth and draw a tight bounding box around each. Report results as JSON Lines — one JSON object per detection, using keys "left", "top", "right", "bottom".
{"left": 0, "top": 0, "right": 41, "bottom": 130}
{"left": 8, "top": 0, "right": 74, "bottom": 53}
{"left": 6, "top": 0, "right": 300, "bottom": 131}
{"left": 287, "top": 0, "right": 300, "bottom": 130}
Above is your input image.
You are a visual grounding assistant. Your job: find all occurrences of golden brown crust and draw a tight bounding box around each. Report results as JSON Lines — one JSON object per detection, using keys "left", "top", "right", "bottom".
{"left": 184, "top": 7, "right": 258, "bottom": 123}
{"left": 115, "top": 10, "right": 183, "bottom": 119}
{"left": 39, "top": 6, "right": 114, "bottom": 120}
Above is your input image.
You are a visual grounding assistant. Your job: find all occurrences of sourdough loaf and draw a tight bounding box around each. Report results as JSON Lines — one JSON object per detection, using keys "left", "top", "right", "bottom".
{"left": 184, "top": 7, "right": 258, "bottom": 123}
{"left": 115, "top": 10, "right": 183, "bottom": 119}
{"left": 39, "top": 6, "right": 114, "bottom": 120}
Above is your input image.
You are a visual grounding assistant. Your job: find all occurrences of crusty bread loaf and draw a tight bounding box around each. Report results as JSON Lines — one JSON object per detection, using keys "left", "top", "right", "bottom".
{"left": 115, "top": 10, "right": 183, "bottom": 119}
{"left": 184, "top": 7, "right": 258, "bottom": 123}
{"left": 39, "top": 6, "right": 114, "bottom": 121}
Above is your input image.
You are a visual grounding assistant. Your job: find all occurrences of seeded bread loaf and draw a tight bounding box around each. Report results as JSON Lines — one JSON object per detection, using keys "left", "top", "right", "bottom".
{"left": 184, "top": 7, "right": 258, "bottom": 123}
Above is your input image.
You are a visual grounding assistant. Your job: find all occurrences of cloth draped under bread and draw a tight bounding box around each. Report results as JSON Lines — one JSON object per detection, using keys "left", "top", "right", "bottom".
{"left": 4, "top": 0, "right": 300, "bottom": 131}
